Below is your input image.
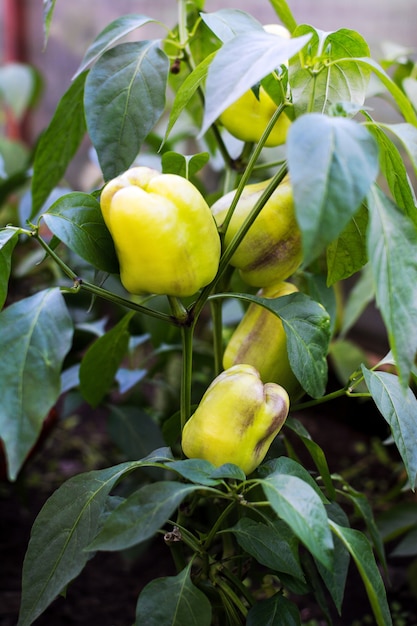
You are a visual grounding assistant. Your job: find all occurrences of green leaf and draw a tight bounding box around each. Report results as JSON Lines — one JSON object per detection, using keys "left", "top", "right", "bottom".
{"left": 161, "top": 151, "right": 209, "bottom": 178}
{"left": 230, "top": 518, "right": 304, "bottom": 580}
{"left": 17, "top": 462, "right": 137, "bottom": 626}
{"left": 228, "top": 291, "right": 330, "bottom": 398}
{"left": 340, "top": 263, "right": 375, "bottom": 337}
{"left": 107, "top": 405, "right": 165, "bottom": 461}
{"left": 200, "top": 9, "right": 263, "bottom": 43}
{"left": 366, "top": 185, "right": 417, "bottom": 386}
{"left": 0, "top": 289, "right": 73, "bottom": 480}
{"left": 135, "top": 562, "right": 212, "bottom": 626}
{"left": 287, "top": 114, "right": 379, "bottom": 266}
{"left": 31, "top": 72, "right": 87, "bottom": 218}
{"left": 42, "top": 0, "right": 57, "bottom": 47}
{"left": 377, "top": 502, "right": 417, "bottom": 542}
{"left": 79, "top": 312, "right": 133, "bottom": 408}
{"left": 201, "top": 30, "right": 311, "bottom": 134}
{"left": 329, "top": 521, "right": 393, "bottom": 626}
{"left": 268, "top": 0, "right": 298, "bottom": 33}
{"left": 342, "top": 484, "right": 387, "bottom": 570}
{"left": 75, "top": 14, "right": 157, "bottom": 77}
{"left": 85, "top": 41, "right": 169, "bottom": 180}
{"left": 210, "top": 463, "right": 246, "bottom": 482}
{"left": 391, "top": 526, "right": 417, "bottom": 557}
{"left": 326, "top": 203, "right": 369, "bottom": 284}
{"left": 261, "top": 472, "right": 334, "bottom": 569}
{"left": 285, "top": 418, "right": 335, "bottom": 499}
{"left": 329, "top": 339, "right": 369, "bottom": 391}
{"left": 87, "top": 481, "right": 201, "bottom": 552}
{"left": 290, "top": 27, "right": 370, "bottom": 116}
{"left": 0, "top": 229, "right": 18, "bottom": 309}
{"left": 42, "top": 192, "right": 119, "bottom": 273}
{"left": 356, "top": 57, "right": 417, "bottom": 125}
{"left": 366, "top": 122, "right": 417, "bottom": 227}
{"left": 168, "top": 458, "right": 222, "bottom": 486}
{"left": 316, "top": 503, "right": 351, "bottom": 614}
{"left": 247, "top": 593, "right": 301, "bottom": 625}
{"left": 164, "top": 52, "right": 216, "bottom": 144}
{"left": 261, "top": 456, "right": 329, "bottom": 503}
{"left": 362, "top": 368, "right": 417, "bottom": 490}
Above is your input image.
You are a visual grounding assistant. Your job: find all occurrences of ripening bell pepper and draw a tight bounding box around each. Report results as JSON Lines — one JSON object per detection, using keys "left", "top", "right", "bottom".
{"left": 181, "top": 364, "right": 289, "bottom": 475}
{"left": 211, "top": 176, "right": 302, "bottom": 287}
{"left": 219, "top": 24, "right": 291, "bottom": 147}
{"left": 223, "top": 282, "right": 303, "bottom": 400}
{"left": 100, "top": 167, "right": 221, "bottom": 297}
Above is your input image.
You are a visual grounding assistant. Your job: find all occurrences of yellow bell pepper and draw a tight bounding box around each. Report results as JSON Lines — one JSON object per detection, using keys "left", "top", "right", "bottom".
{"left": 100, "top": 166, "right": 221, "bottom": 297}
{"left": 181, "top": 364, "right": 289, "bottom": 475}
{"left": 211, "top": 176, "right": 302, "bottom": 287}
{"left": 223, "top": 282, "right": 303, "bottom": 400}
{"left": 219, "top": 24, "right": 291, "bottom": 147}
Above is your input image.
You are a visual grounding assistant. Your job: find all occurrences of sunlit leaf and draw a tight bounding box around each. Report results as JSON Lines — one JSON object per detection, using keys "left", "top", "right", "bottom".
{"left": 201, "top": 30, "right": 311, "bottom": 134}
{"left": 85, "top": 41, "right": 169, "bottom": 180}
{"left": 287, "top": 114, "right": 379, "bottom": 266}
{"left": 75, "top": 15, "right": 157, "bottom": 77}
{"left": 327, "top": 204, "right": 369, "bottom": 284}
{"left": 200, "top": 9, "right": 263, "bottom": 43}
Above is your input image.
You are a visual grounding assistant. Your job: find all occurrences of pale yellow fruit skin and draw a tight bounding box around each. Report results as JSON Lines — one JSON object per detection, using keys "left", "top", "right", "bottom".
{"left": 181, "top": 364, "right": 289, "bottom": 475}
{"left": 223, "top": 282, "right": 303, "bottom": 400}
{"left": 219, "top": 89, "right": 291, "bottom": 147}
{"left": 211, "top": 177, "right": 302, "bottom": 287}
{"left": 100, "top": 167, "right": 221, "bottom": 297}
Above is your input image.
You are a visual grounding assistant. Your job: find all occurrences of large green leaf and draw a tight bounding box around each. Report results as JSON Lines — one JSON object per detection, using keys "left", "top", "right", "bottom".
{"left": 261, "top": 472, "right": 334, "bottom": 570}
{"left": 0, "top": 289, "right": 73, "bottom": 480}
{"left": 87, "top": 481, "right": 201, "bottom": 552}
{"left": 247, "top": 593, "right": 301, "bottom": 626}
{"left": 0, "top": 229, "right": 18, "bottom": 309}
{"left": 287, "top": 114, "right": 379, "bottom": 266}
{"left": 135, "top": 562, "right": 212, "bottom": 626}
{"left": 201, "top": 29, "right": 311, "bottom": 134}
{"left": 75, "top": 14, "right": 157, "bottom": 77}
{"left": 223, "top": 291, "right": 330, "bottom": 398}
{"left": 79, "top": 312, "right": 133, "bottom": 407}
{"left": 85, "top": 41, "right": 169, "bottom": 180}
{"left": 366, "top": 185, "right": 417, "bottom": 386}
{"left": 42, "top": 192, "right": 119, "bottom": 273}
{"left": 31, "top": 72, "right": 87, "bottom": 218}
{"left": 290, "top": 26, "right": 370, "bottom": 116}
{"left": 329, "top": 521, "right": 392, "bottom": 626}
{"left": 17, "top": 459, "right": 161, "bottom": 626}
{"left": 362, "top": 368, "right": 417, "bottom": 489}
{"left": 107, "top": 405, "right": 165, "bottom": 462}
{"left": 230, "top": 517, "right": 304, "bottom": 580}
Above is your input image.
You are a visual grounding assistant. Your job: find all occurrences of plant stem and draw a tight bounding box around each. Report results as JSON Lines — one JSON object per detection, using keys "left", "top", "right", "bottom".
{"left": 210, "top": 298, "right": 224, "bottom": 376}
{"left": 180, "top": 323, "right": 194, "bottom": 429}
{"left": 203, "top": 500, "right": 236, "bottom": 551}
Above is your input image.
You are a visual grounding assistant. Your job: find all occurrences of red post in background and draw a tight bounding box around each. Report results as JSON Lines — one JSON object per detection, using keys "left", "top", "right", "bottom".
{"left": 2, "top": 0, "right": 28, "bottom": 139}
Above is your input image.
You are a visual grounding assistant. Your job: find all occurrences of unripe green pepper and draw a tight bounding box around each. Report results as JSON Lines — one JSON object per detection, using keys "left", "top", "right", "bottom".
{"left": 211, "top": 177, "right": 302, "bottom": 287}
{"left": 100, "top": 166, "right": 221, "bottom": 297}
{"left": 181, "top": 364, "right": 289, "bottom": 475}
{"left": 223, "top": 282, "right": 303, "bottom": 400}
{"left": 219, "top": 24, "right": 291, "bottom": 147}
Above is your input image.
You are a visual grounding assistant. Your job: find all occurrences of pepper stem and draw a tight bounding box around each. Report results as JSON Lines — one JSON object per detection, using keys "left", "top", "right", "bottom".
{"left": 180, "top": 323, "right": 194, "bottom": 430}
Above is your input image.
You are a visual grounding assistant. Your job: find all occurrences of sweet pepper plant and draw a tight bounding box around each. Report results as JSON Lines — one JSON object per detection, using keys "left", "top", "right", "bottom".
{"left": 1, "top": 0, "right": 417, "bottom": 624}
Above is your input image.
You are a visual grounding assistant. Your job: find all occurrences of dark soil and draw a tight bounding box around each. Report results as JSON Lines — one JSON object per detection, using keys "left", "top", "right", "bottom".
{"left": 1, "top": 398, "right": 416, "bottom": 626}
